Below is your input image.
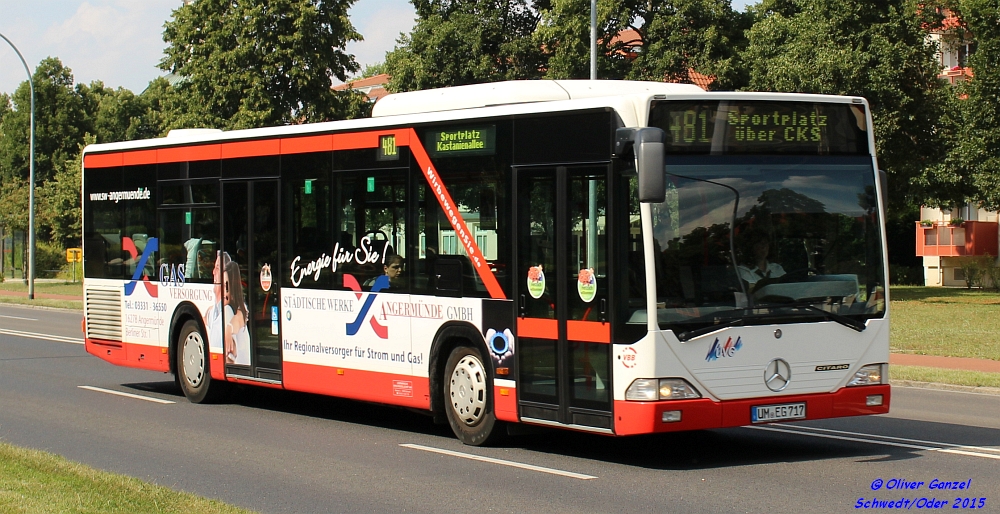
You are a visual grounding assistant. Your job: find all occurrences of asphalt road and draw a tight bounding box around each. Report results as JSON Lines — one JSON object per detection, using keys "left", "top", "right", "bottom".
{"left": 2, "top": 303, "right": 998, "bottom": 513}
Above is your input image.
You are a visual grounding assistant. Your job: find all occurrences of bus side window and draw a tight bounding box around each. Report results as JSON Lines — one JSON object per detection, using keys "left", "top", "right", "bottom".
{"left": 157, "top": 208, "right": 219, "bottom": 284}
{"left": 413, "top": 168, "right": 509, "bottom": 298}
{"left": 352, "top": 170, "right": 407, "bottom": 292}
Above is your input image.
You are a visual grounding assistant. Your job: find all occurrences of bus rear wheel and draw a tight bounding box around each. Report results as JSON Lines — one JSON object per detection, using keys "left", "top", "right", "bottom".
{"left": 444, "top": 345, "right": 504, "bottom": 446}
{"left": 176, "top": 319, "right": 225, "bottom": 403}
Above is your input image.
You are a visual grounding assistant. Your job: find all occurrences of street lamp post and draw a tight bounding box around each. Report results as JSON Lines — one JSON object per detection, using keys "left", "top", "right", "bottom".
{"left": 0, "top": 32, "right": 36, "bottom": 299}
{"left": 590, "top": 0, "right": 597, "bottom": 81}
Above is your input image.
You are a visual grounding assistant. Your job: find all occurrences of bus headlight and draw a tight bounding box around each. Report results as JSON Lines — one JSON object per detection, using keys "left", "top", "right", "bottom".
{"left": 626, "top": 378, "right": 702, "bottom": 401}
{"left": 848, "top": 364, "right": 887, "bottom": 386}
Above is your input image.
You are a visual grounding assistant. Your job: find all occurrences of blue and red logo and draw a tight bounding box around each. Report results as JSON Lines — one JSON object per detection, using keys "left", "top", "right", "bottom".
{"left": 705, "top": 336, "right": 743, "bottom": 362}
{"left": 344, "top": 274, "right": 389, "bottom": 339}
{"left": 123, "top": 237, "right": 158, "bottom": 297}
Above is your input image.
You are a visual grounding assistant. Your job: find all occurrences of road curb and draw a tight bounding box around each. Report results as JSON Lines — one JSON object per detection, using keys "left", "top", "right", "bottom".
{"left": 892, "top": 379, "right": 1000, "bottom": 396}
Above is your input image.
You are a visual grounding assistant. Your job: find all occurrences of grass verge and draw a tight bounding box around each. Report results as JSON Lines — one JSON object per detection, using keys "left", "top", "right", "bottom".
{"left": 0, "top": 280, "right": 83, "bottom": 311}
{"left": 890, "top": 286, "right": 1000, "bottom": 361}
{"left": 0, "top": 280, "right": 83, "bottom": 297}
{"left": 0, "top": 442, "right": 253, "bottom": 513}
{"left": 0, "top": 296, "right": 82, "bottom": 311}
{"left": 891, "top": 365, "right": 1000, "bottom": 389}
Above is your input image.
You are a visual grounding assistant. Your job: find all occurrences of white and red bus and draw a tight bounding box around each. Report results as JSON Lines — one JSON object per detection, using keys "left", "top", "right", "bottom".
{"left": 82, "top": 80, "right": 889, "bottom": 445}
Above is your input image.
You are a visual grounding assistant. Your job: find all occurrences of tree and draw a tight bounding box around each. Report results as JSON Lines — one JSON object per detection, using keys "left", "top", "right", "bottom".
{"left": 37, "top": 135, "right": 89, "bottom": 246}
{"left": 627, "top": 0, "right": 748, "bottom": 88}
{"left": 0, "top": 93, "right": 10, "bottom": 121}
{"left": 534, "top": 0, "right": 627, "bottom": 79}
{"left": 79, "top": 82, "right": 160, "bottom": 143}
{"left": 0, "top": 58, "right": 90, "bottom": 185}
{"left": 0, "top": 59, "right": 146, "bottom": 248}
{"left": 740, "top": 0, "right": 950, "bottom": 211}
{"left": 538, "top": 0, "right": 746, "bottom": 87}
{"left": 160, "top": 0, "right": 364, "bottom": 128}
{"left": 950, "top": 0, "right": 1000, "bottom": 210}
{"left": 384, "top": 0, "right": 547, "bottom": 92}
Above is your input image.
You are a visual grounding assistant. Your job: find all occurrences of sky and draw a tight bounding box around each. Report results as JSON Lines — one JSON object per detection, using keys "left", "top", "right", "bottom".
{"left": 0, "top": 0, "right": 417, "bottom": 97}
{"left": 1, "top": 0, "right": 752, "bottom": 98}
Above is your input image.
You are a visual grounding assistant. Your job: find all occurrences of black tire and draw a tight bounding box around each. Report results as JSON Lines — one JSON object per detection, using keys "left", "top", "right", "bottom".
{"left": 176, "top": 319, "right": 227, "bottom": 403}
{"left": 443, "top": 345, "right": 505, "bottom": 446}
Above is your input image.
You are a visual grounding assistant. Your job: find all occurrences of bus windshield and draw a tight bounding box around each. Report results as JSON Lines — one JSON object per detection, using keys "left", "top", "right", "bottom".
{"left": 647, "top": 155, "right": 886, "bottom": 337}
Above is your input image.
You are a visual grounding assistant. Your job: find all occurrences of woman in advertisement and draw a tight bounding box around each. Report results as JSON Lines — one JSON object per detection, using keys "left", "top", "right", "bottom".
{"left": 202, "top": 252, "right": 228, "bottom": 354}
{"left": 223, "top": 257, "right": 251, "bottom": 366}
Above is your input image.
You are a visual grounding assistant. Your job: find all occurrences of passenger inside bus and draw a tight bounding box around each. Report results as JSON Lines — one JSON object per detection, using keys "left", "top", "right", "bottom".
{"left": 383, "top": 254, "right": 405, "bottom": 289}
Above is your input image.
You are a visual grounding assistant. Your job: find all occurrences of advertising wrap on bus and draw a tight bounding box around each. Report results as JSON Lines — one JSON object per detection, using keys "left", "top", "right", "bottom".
{"left": 81, "top": 81, "right": 890, "bottom": 445}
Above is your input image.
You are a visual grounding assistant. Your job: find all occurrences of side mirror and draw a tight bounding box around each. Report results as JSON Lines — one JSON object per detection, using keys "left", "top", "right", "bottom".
{"left": 635, "top": 127, "right": 666, "bottom": 203}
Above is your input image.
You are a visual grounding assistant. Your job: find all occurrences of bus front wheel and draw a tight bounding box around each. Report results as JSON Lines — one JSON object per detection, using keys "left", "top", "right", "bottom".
{"left": 176, "top": 319, "right": 223, "bottom": 403}
{"left": 444, "top": 345, "right": 504, "bottom": 446}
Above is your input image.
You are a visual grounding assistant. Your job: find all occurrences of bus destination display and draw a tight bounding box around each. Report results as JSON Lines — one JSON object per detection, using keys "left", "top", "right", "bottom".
{"left": 649, "top": 100, "right": 868, "bottom": 155}
{"left": 426, "top": 126, "right": 496, "bottom": 157}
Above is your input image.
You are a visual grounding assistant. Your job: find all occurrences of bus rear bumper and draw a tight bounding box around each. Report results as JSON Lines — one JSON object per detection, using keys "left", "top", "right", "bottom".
{"left": 613, "top": 384, "right": 891, "bottom": 436}
{"left": 85, "top": 338, "right": 171, "bottom": 373}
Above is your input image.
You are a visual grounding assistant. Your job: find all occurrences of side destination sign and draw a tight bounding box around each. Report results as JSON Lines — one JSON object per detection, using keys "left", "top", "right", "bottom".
{"left": 426, "top": 126, "right": 495, "bottom": 157}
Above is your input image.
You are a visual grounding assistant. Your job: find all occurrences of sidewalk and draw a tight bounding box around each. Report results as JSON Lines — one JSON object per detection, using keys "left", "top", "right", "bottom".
{"left": 0, "top": 289, "right": 82, "bottom": 301}
{"left": 890, "top": 353, "right": 1000, "bottom": 373}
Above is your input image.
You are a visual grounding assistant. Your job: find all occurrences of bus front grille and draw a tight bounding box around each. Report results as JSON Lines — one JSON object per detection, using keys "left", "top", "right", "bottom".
{"left": 85, "top": 287, "right": 122, "bottom": 341}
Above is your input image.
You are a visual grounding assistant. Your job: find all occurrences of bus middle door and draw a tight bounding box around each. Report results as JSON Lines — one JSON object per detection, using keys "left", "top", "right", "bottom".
{"left": 222, "top": 180, "right": 282, "bottom": 382}
{"left": 515, "top": 165, "right": 613, "bottom": 431}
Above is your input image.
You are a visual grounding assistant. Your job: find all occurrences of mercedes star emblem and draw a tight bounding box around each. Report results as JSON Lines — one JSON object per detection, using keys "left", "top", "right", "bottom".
{"left": 764, "top": 358, "right": 791, "bottom": 392}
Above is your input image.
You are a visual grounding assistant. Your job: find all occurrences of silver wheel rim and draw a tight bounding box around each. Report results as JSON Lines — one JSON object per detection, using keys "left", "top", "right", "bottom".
{"left": 449, "top": 353, "right": 487, "bottom": 426}
{"left": 182, "top": 330, "right": 206, "bottom": 388}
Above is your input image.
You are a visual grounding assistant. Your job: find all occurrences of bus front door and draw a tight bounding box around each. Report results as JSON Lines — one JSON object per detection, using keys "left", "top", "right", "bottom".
{"left": 221, "top": 180, "right": 282, "bottom": 382}
{"left": 515, "top": 165, "right": 613, "bottom": 431}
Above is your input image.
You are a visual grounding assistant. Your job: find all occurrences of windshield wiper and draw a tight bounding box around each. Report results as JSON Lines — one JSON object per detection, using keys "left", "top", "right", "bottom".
{"left": 675, "top": 316, "right": 747, "bottom": 341}
{"left": 755, "top": 301, "right": 866, "bottom": 332}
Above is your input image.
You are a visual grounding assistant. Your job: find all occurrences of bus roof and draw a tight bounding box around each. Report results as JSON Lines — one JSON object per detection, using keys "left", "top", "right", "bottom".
{"left": 82, "top": 80, "right": 867, "bottom": 155}
{"left": 370, "top": 80, "right": 704, "bottom": 117}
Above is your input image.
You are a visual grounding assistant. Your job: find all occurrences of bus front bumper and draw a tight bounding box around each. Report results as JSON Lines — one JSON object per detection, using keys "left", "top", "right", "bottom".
{"left": 613, "top": 384, "right": 891, "bottom": 436}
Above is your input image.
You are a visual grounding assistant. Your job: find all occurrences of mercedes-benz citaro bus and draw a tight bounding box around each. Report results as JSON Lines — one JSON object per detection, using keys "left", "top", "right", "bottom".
{"left": 82, "top": 80, "right": 889, "bottom": 445}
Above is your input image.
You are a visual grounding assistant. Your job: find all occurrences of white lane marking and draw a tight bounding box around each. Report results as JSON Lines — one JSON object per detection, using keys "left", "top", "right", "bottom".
{"left": 78, "top": 386, "right": 175, "bottom": 405}
{"left": 400, "top": 443, "right": 597, "bottom": 480}
{"left": 0, "top": 314, "right": 38, "bottom": 321}
{"left": 747, "top": 425, "right": 1000, "bottom": 461}
{"left": 787, "top": 425, "right": 1000, "bottom": 454}
{"left": 0, "top": 328, "right": 83, "bottom": 344}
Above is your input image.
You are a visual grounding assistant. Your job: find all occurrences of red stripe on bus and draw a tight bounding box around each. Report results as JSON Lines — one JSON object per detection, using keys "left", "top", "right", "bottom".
{"left": 331, "top": 131, "right": 379, "bottom": 150}
{"left": 517, "top": 317, "right": 558, "bottom": 340}
{"left": 391, "top": 129, "right": 410, "bottom": 146}
{"left": 612, "top": 385, "right": 891, "bottom": 436}
{"left": 158, "top": 144, "right": 222, "bottom": 163}
{"left": 87, "top": 128, "right": 409, "bottom": 166}
{"left": 123, "top": 150, "right": 158, "bottom": 166}
{"left": 221, "top": 139, "right": 280, "bottom": 159}
{"left": 84, "top": 153, "right": 123, "bottom": 168}
{"left": 566, "top": 320, "right": 610, "bottom": 343}
{"left": 405, "top": 128, "right": 506, "bottom": 300}
{"left": 494, "top": 385, "right": 519, "bottom": 422}
{"left": 280, "top": 135, "right": 334, "bottom": 155}
{"left": 283, "top": 361, "right": 431, "bottom": 410}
